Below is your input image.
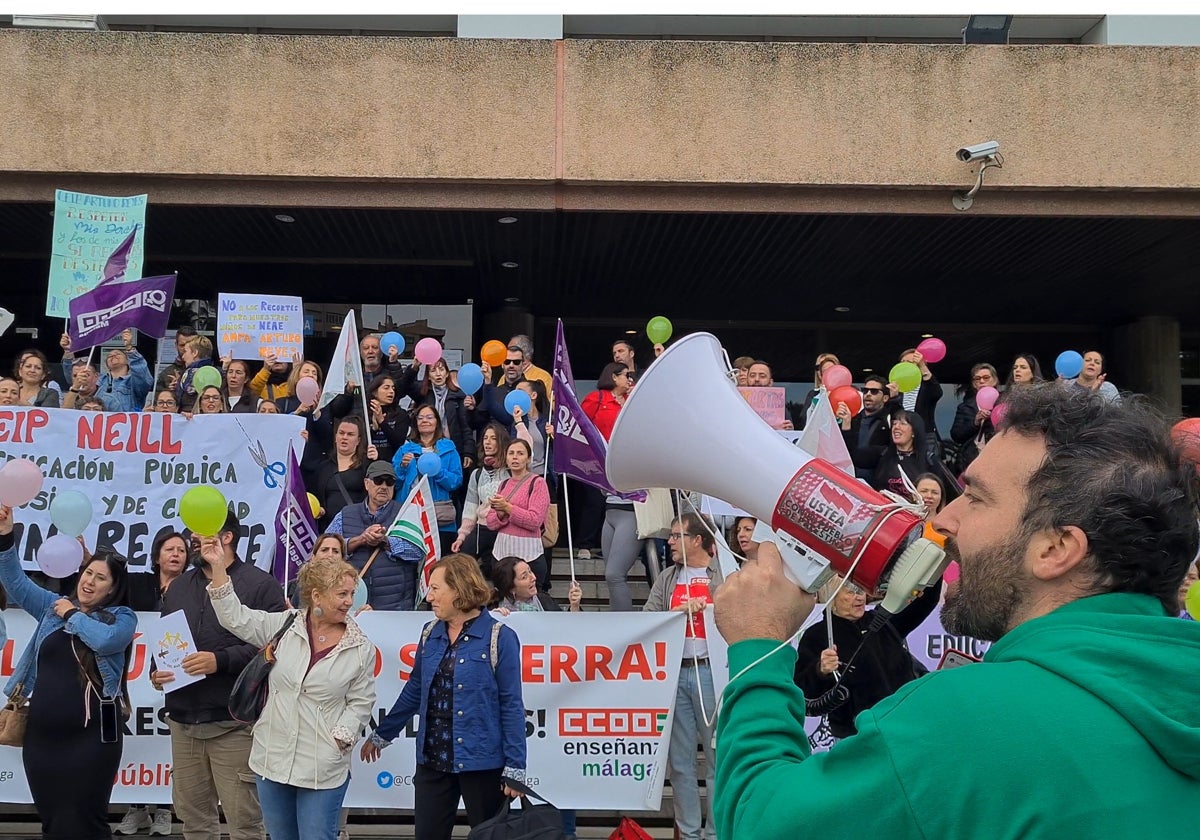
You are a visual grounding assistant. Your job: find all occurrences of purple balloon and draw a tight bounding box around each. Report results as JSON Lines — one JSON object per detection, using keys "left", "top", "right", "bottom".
{"left": 37, "top": 534, "right": 83, "bottom": 579}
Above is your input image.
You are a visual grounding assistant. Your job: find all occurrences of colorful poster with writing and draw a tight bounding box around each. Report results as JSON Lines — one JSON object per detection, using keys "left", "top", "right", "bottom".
{"left": 0, "top": 408, "right": 303, "bottom": 573}
{"left": 739, "top": 386, "right": 787, "bottom": 427}
{"left": 217, "top": 293, "right": 305, "bottom": 361}
{"left": 46, "top": 191, "right": 148, "bottom": 317}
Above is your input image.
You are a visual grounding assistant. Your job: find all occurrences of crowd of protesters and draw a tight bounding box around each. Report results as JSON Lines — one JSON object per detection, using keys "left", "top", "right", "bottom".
{"left": 3, "top": 324, "right": 1198, "bottom": 840}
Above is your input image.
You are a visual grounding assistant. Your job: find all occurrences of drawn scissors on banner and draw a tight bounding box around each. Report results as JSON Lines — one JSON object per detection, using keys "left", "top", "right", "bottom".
{"left": 248, "top": 440, "right": 287, "bottom": 489}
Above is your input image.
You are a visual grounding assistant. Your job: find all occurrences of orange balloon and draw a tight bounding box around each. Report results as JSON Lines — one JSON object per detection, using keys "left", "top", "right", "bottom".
{"left": 481, "top": 340, "right": 507, "bottom": 367}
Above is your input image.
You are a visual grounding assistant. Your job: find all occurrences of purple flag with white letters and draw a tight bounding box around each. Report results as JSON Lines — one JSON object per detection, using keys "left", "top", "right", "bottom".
{"left": 67, "top": 273, "right": 176, "bottom": 350}
{"left": 552, "top": 319, "right": 646, "bottom": 501}
{"left": 103, "top": 226, "right": 138, "bottom": 283}
{"left": 272, "top": 448, "right": 319, "bottom": 587}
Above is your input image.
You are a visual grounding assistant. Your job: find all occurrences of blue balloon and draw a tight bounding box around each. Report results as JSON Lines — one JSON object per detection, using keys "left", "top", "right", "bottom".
{"left": 352, "top": 577, "right": 369, "bottom": 612}
{"left": 1055, "top": 350, "right": 1084, "bottom": 379}
{"left": 504, "top": 389, "right": 532, "bottom": 417}
{"left": 417, "top": 451, "right": 442, "bottom": 477}
{"left": 457, "top": 363, "right": 484, "bottom": 395}
{"left": 380, "top": 331, "right": 405, "bottom": 357}
{"left": 49, "top": 490, "right": 93, "bottom": 538}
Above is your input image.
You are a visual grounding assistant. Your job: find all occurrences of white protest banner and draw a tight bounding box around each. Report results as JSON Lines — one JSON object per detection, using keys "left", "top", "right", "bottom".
{"left": 46, "top": 191, "right": 148, "bottom": 317}
{"left": 218, "top": 293, "right": 305, "bottom": 362}
{"left": 0, "top": 408, "right": 303, "bottom": 573}
{"left": 0, "top": 610, "right": 685, "bottom": 808}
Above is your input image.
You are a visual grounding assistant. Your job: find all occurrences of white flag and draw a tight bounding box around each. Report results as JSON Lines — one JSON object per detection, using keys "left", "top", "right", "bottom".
{"left": 385, "top": 475, "right": 441, "bottom": 605}
{"left": 0, "top": 307, "right": 13, "bottom": 337}
{"left": 319, "top": 310, "right": 365, "bottom": 410}
{"left": 797, "top": 389, "right": 855, "bottom": 477}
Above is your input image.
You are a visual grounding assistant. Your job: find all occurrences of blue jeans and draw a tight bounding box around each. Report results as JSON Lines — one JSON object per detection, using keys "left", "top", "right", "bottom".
{"left": 668, "top": 662, "right": 717, "bottom": 840}
{"left": 255, "top": 774, "right": 349, "bottom": 840}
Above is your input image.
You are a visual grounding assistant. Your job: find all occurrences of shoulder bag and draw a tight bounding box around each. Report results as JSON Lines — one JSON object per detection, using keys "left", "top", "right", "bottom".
{"left": 0, "top": 683, "right": 28, "bottom": 748}
{"left": 228, "top": 612, "right": 298, "bottom": 724}
{"left": 468, "top": 782, "right": 563, "bottom": 840}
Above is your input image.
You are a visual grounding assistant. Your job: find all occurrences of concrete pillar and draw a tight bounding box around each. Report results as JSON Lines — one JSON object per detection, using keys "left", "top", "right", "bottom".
{"left": 483, "top": 306, "right": 534, "bottom": 353}
{"left": 1113, "top": 315, "right": 1181, "bottom": 416}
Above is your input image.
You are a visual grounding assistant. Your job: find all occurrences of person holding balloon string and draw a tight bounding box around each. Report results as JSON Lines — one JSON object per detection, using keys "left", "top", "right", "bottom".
{"left": 176, "top": 334, "right": 217, "bottom": 413}
{"left": 0, "top": 500, "right": 137, "bottom": 840}
{"left": 394, "top": 404, "right": 464, "bottom": 557}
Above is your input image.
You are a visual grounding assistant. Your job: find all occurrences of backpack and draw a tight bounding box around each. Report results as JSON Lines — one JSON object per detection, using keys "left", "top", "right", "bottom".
{"left": 419, "top": 619, "right": 501, "bottom": 670}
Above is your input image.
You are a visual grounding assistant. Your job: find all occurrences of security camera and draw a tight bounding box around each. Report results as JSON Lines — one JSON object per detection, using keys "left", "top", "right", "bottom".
{"left": 956, "top": 141, "right": 1000, "bottom": 163}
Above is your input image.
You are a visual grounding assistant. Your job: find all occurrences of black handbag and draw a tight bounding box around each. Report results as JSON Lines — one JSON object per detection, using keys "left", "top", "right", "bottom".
{"left": 467, "top": 782, "right": 563, "bottom": 840}
{"left": 228, "top": 612, "right": 297, "bottom": 724}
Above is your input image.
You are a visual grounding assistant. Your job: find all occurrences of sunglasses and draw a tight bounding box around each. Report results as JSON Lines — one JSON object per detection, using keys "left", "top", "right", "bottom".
{"left": 503, "top": 359, "right": 523, "bottom": 367}
{"left": 862, "top": 387, "right": 885, "bottom": 395}
{"left": 369, "top": 476, "right": 395, "bottom": 486}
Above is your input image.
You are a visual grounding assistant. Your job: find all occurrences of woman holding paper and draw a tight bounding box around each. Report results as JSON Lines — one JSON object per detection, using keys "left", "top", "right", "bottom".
{"left": 202, "top": 540, "right": 375, "bottom": 840}
{"left": 0, "top": 504, "right": 136, "bottom": 840}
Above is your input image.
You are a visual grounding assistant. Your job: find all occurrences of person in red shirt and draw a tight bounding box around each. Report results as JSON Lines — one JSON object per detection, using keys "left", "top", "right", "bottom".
{"left": 580, "top": 362, "right": 632, "bottom": 442}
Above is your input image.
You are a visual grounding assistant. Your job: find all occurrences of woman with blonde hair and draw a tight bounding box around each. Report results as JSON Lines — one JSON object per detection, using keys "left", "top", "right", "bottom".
{"left": 203, "top": 542, "right": 376, "bottom": 840}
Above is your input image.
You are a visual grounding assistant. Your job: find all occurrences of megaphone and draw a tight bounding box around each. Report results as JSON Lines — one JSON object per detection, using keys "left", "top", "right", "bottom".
{"left": 608, "top": 333, "right": 941, "bottom": 596}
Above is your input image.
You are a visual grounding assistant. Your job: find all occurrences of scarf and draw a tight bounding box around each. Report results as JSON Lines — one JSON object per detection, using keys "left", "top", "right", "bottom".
{"left": 500, "top": 595, "right": 544, "bottom": 613}
{"left": 482, "top": 455, "right": 499, "bottom": 470}
{"left": 432, "top": 385, "right": 449, "bottom": 436}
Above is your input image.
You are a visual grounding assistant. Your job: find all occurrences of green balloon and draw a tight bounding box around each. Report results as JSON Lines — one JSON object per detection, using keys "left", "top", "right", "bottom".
{"left": 1186, "top": 581, "right": 1200, "bottom": 620}
{"left": 646, "top": 316, "right": 673, "bottom": 345}
{"left": 192, "top": 365, "right": 223, "bottom": 392}
{"left": 179, "top": 486, "right": 229, "bottom": 537}
{"left": 889, "top": 362, "right": 922, "bottom": 394}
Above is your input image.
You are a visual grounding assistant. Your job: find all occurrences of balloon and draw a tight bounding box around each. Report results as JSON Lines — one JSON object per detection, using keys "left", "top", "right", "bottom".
{"left": 380, "top": 331, "right": 405, "bottom": 357}
{"left": 975, "top": 386, "right": 1000, "bottom": 412}
{"left": 1055, "top": 350, "right": 1084, "bottom": 379}
{"left": 1186, "top": 581, "right": 1200, "bottom": 620}
{"left": 352, "top": 577, "right": 369, "bottom": 612}
{"left": 504, "top": 389, "right": 532, "bottom": 417}
{"left": 306, "top": 492, "right": 321, "bottom": 519}
{"left": 1171, "top": 418, "right": 1200, "bottom": 468}
{"left": 822, "top": 364, "right": 853, "bottom": 390}
{"left": 0, "top": 457, "right": 45, "bottom": 507}
{"left": 179, "top": 486, "right": 229, "bottom": 537}
{"left": 49, "top": 490, "right": 92, "bottom": 538}
{"left": 990, "top": 402, "right": 1008, "bottom": 428}
{"left": 457, "top": 363, "right": 484, "bottom": 395}
{"left": 192, "top": 366, "right": 223, "bottom": 392}
{"left": 916, "top": 337, "right": 947, "bottom": 364}
{"left": 480, "top": 340, "right": 507, "bottom": 368}
{"left": 295, "top": 377, "right": 320, "bottom": 406}
{"left": 414, "top": 338, "right": 443, "bottom": 366}
{"left": 646, "top": 316, "right": 673, "bottom": 345}
{"left": 417, "top": 452, "right": 442, "bottom": 477}
{"left": 828, "top": 385, "right": 862, "bottom": 416}
{"left": 943, "top": 561, "right": 961, "bottom": 585}
{"left": 889, "top": 362, "right": 922, "bottom": 394}
{"left": 37, "top": 534, "right": 83, "bottom": 579}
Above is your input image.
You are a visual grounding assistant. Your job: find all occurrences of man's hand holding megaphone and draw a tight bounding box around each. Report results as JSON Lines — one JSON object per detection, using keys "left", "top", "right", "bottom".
{"left": 715, "top": 542, "right": 816, "bottom": 645}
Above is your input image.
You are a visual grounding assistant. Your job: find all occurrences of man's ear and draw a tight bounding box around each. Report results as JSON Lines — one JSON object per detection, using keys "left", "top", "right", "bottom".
{"left": 1027, "top": 525, "right": 1089, "bottom": 582}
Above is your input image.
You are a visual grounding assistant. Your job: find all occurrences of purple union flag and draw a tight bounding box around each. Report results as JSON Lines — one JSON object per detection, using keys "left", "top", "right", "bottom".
{"left": 67, "top": 274, "right": 176, "bottom": 350}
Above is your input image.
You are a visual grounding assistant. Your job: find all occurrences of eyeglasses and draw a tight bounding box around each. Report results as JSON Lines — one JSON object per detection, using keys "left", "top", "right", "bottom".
{"left": 368, "top": 476, "right": 395, "bottom": 487}
{"left": 200, "top": 394, "right": 223, "bottom": 402}
{"left": 503, "top": 359, "right": 523, "bottom": 367}
{"left": 615, "top": 371, "right": 630, "bottom": 378}
{"left": 972, "top": 374, "right": 993, "bottom": 383}
{"left": 667, "top": 532, "right": 694, "bottom": 541}
{"left": 862, "top": 387, "right": 885, "bottom": 395}
{"left": 155, "top": 400, "right": 177, "bottom": 408}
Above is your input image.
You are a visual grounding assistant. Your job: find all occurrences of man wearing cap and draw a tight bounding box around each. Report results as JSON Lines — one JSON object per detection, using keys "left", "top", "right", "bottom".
{"left": 326, "top": 460, "right": 426, "bottom": 610}
{"left": 150, "top": 512, "right": 285, "bottom": 840}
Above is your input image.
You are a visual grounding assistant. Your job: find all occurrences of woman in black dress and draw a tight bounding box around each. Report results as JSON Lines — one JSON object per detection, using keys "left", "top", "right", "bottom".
{"left": 0, "top": 505, "right": 137, "bottom": 840}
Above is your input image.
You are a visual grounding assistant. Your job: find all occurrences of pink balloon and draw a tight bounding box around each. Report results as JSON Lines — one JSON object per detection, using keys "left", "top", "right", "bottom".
{"left": 414, "top": 338, "right": 443, "bottom": 366}
{"left": 821, "top": 364, "right": 853, "bottom": 390}
{"left": 975, "top": 386, "right": 999, "bottom": 412}
{"left": 37, "top": 534, "right": 83, "bottom": 579}
{"left": 0, "top": 458, "right": 45, "bottom": 507}
{"left": 990, "top": 402, "right": 1008, "bottom": 428}
{"left": 916, "top": 337, "right": 947, "bottom": 364}
{"left": 295, "top": 376, "right": 320, "bottom": 406}
{"left": 943, "top": 561, "right": 961, "bottom": 585}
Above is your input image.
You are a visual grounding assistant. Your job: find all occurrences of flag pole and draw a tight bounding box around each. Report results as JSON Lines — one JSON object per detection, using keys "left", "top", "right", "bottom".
{"left": 563, "top": 475, "right": 576, "bottom": 584}
{"left": 283, "top": 447, "right": 293, "bottom": 589}
{"left": 350, "top": 310, "right": 371, "bottom": 430}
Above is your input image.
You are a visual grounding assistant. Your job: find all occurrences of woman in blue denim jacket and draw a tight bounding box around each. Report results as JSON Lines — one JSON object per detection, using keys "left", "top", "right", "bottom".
{"left": 361, "top": 553, "right": 525, "bottom": 839}
{"left": 0, "top": 505, "right": 137, "bottom": 840}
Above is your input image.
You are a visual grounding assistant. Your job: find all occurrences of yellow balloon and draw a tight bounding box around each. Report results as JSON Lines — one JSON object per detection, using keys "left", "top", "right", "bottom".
{"left": 307, "top": 493, "right": 321, "bottom": 519}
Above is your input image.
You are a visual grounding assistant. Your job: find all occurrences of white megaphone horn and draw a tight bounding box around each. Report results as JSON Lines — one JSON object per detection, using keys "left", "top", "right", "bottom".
{"left": 608, "top": 333, "right": 944, "bottom": 599}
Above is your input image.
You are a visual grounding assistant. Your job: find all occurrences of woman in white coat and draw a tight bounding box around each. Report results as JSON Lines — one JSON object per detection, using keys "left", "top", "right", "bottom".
{"left": 203, "top": 541, "right": 376, "bottom": 840}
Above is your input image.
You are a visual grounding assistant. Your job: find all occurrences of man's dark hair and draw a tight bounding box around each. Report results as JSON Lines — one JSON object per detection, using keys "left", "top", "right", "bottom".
{"left": 175, "top": 325, "right": 198, "bottom": 339}
{"left": 1003, "top": 385, "right": 1200, "bottom": 614}
{"left": 612, "top": 339, "right": 635, "bottom": 354}
{"left": 673, "top": 512, "right": 716, "bottom": 553}
{"left": 220, "top": 510, "right": 242, "bottom": 556}
{"left": 863, "top": 372, "right": 888, "bottom": 389}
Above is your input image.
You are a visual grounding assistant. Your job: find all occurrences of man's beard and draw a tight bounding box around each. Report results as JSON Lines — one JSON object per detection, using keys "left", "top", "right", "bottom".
{"left": 940, "top": 533, "right": 1031, "bottom": 642}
